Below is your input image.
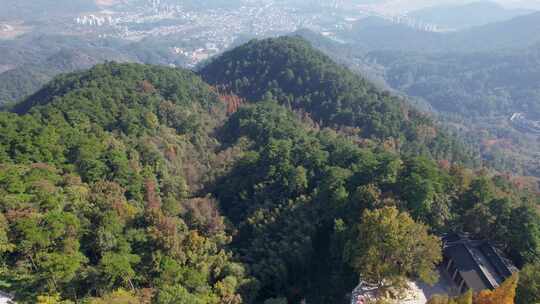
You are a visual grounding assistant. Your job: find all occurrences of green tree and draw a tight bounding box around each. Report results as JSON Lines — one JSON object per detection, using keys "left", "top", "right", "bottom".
{"left": 345, "top": 207, "right": 442, "bottom": 291}
{"left": 516, "top": 262, "right": 540, "bottom": 304}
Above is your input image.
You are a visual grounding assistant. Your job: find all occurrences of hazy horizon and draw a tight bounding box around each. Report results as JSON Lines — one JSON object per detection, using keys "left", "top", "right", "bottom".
{"left": 350, "top": 0, "right": 540, "bottom": 14}
{"left": 0, "top": 0, "right": 539, "bottom": 19}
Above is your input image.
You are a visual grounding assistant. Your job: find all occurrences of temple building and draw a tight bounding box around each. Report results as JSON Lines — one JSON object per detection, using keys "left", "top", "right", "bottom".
{"left": 441, "top": 233, "right": 517, "bottom": 294}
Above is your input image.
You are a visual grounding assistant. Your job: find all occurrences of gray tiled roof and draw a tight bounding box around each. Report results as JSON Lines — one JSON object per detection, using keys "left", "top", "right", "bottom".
{"left": 442, "top": 233, "right": 515, "bottom": 292}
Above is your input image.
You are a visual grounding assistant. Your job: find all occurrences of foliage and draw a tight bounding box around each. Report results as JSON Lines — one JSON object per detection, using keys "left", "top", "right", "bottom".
{"left": 427, "top": 290, "right": 473, "bottom": 304}
{"left": 474, "top": 273, "right": 519, "bottom": 304}
{"left": 0, "top": 39, "right": 535, "bottom": 304}
{"left": 428, "top": 275, "right": 519, "bottom": 304}
{"left": 200, "top": 36, "right": 474, "bottom": 164}
{"left": 0, "top": 63, "right": 245, "bottom": 303}
{"left": 344, "top": 207, "right": 442, "bottom": 290}
{"left": 516, "top": 262, "right": 540, "bottom": 304}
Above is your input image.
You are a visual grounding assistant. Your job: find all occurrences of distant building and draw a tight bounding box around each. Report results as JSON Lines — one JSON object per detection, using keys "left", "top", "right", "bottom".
{"left": 350, "top": 234, "right": 517, "bottom": 304}
{"left": 510, "top": 112, "right": 540, "bottom": 134}
{"left": 442, "top": 234, "right": 517, "bottom": 294}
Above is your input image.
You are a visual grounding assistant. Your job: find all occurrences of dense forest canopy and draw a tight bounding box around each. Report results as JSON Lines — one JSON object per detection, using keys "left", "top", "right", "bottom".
{"left": 367, "top": 45, "right": 540, "bottom": 118}
{"left": 0, "top": 37, "right": 537, "bottom": 304}
{"left": 292, "top": 28, "right": 540, "bottom": 179}
{"left": 200, "top": 36, "right": 475, "bottom": 165}
{"left": 0, "top": 33, "right": 198, "bottom": 107}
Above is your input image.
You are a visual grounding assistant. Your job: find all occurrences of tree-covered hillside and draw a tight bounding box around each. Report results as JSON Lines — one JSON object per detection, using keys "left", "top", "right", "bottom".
{"left": 292, "top": 29, "right": 540, "bottom": 178}
{"left": 0, "top": 34, "right": 137, "bottom": 106}
{"left": 362, "top": 41, "right": 540, "bottom": 177}
{"left": 0, "top": 62, "right": 248, "bottom": 303}
{"left": 0, "top": 33, "right": 195, "bottom": 107}
{"left": 0, "top": 49, "right": 537, "bottom": 303}
{"left": 199, "top": 36, "right": 474, "bottom": 164}
{"left": 369, "top": 45, "right": 540, "bottom": 117}
{"left": 0, "top": 48, "right": 132, "bottom": 106}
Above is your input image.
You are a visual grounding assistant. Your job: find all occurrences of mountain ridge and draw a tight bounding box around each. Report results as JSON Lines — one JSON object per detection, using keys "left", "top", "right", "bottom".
{"left": 0, "top": 37, "right": 537, "bottom": 303}
{"left": 200, "top": 36, "right": 478, "bottom": 164}
{"left": 410, "top": 0, "right": 535, "bottom": 30}
{"left": 346, "top": 11, "right": 540, "bottom": 52}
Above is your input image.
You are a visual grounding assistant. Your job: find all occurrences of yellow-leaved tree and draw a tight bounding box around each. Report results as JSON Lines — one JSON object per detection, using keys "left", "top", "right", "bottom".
{"left": 474, "top": 274, "right": 519, "bottom": 304}
{"left": 428, "top": 274, "right": 518, "bottom": 304}
{"left": 36, "top": 294, "right": 73, "bottom": 304}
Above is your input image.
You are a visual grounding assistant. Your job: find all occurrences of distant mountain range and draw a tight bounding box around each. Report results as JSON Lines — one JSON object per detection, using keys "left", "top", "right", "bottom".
{"left": 348, "top": 0, "right": 540, "bottom": 14}
{"left": 293, "top": 28, "right": 540, "bottom": 176}
{"left": 410, "top": 1, "right": 534, "bottom": 30}
{"left": 2, "top": 35, "right": 536, "bottom": 304}
{"left": 344, "top": 10, "right": 540, "bottom": 52}
{"left": 0, "top": 32, "right": 196, "bottom": 105}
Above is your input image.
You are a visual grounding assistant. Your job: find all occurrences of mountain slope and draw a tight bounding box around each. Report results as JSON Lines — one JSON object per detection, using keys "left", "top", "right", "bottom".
{"left": 200, "top": 36, "right": 472, "bottom": 163}
{"left": 362, "top": 42, "right": 540, "bottom": 176}
{"left": 0, "top": 43, "right": 537, "bottom": 304}
{"left": 453, "top": 11, "right": 540, "bottom": 51}
{"left": 294, "top": 28, "right": 540, "bottom": 177}
{"left": 0, "top": 48, "right": 132, "bottom": 105}
{"left": 371, "top": 46, "right": 540, "bottom": 117}
{"left": 0, "top": 62, "right": 252, "bottom": 303}
{"left": 0, "top": 34, "right": 139, "bottom": 105}
{"left": 0, "top": 32, "right": 203, "bottom": 106}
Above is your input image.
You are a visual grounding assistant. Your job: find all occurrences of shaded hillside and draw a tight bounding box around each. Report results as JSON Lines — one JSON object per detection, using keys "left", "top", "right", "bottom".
{"left": 344, "top": 16, "right": 441, "bottom": 52}
{"left": 291, "top": 29, "right": 540, "bottom": 177}
{"left": 363, "top": 44, "right": 540, "bottom": 176}
{"left": 368, "top": 45, "right": 540, "bottom": 117}
{"left": 452, "top": 11, "right": 540, "bottom": 51}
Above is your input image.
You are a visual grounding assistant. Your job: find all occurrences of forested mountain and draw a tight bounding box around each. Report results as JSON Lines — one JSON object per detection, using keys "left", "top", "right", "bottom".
{"left": 199, "top": 37, "right": 473, "bottom": 163}
{"left": 0, "top": 33, "right": 194, "bottom": 106}
{"left": 369, "top": 45, "right": 540, "bottom": 117}
{"left": 361, "top": 40, "right": 540, "bottom": 177}
{"left": 0, "top": 48, "right": 132, "bottom": 106}
{"left": 0, "top": 62, "right": 245, "bottom": 303}
{"left": 0, "top": 37, "right": 538, "bottom": 303}
{"left": 345, "top": 11, "right": 540, "bottom": 52}
{"left": 292, "top": 29, "right": 540, "bottom": 178}
{"left": 410, "top": 1, "right": 533, "bottom": 30}
{"left": 0, "top": 35, "right": 133, "bottom": 106}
